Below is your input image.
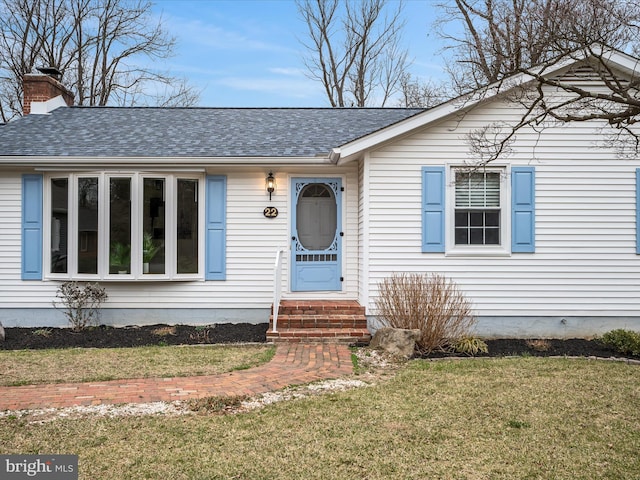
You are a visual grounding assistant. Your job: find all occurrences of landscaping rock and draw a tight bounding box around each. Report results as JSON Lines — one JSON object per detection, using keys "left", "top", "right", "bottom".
{"left": 370, "top": 327, "right": 421, "bottom": 358}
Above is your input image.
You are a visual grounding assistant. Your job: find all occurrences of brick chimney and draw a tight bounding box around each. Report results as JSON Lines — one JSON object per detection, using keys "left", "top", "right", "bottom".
{"left": 23, "top": 67, "right": 74, "bottom": 115}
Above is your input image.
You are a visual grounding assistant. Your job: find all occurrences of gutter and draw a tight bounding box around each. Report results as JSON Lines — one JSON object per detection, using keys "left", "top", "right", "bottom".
{"left": 329, "top": 148, "right": 341, "bottom": 164}
{"left": 0, "top": 155, "right": 336, "bottom": 169}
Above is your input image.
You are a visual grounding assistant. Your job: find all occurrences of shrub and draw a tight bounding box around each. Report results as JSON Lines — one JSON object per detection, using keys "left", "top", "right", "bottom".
{"left": 189, "top": 325, "right": 213, "bottom": 344}
{"left": 32, "top": 328, "right": 52, "bottom": 338}
{"left": 53, "top": 282, "right": 108, "bottom": 331}
{"left": 375, "top": 273, "right": 476, "bottom": 354}
{"left": 526, "top": 339, "right": 551, "bottom": 352}
{"left": 152, "top": 326, "right": 177, "bottom": 337}
{"left": 599, "top": 329, "right": 640, "bottom": 357}
{"left": 451, "top": 336, "right": 488, "bottom": 356}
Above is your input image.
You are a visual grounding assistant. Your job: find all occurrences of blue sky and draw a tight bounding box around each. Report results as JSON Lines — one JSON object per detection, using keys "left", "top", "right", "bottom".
{"left": 151, "top": 0, "right": 449, "bottom": 107}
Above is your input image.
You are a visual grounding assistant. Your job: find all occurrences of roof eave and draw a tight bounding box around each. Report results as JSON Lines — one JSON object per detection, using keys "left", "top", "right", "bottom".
{"left": 0, "top": 155, "right": 335, "bottom": 168}
{"left": 334, "top": 100, "right": 465, "bottom": 165}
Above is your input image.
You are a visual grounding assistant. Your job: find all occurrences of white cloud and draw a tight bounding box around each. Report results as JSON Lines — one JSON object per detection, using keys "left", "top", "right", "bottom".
{"left": 161, "top": 9, "right": 297, "bottom": 55}
{"left": 217, "top": 75, "right": 318, "bottom": 99}
{"left": 268, "top": 67, "right": 306, "bottom": 77}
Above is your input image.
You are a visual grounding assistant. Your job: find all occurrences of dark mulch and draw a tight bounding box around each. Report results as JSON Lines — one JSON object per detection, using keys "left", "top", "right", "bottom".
{"left": 0, "top": 323, "right": 269, "bottom": 350}
{"left": 425, "top": 338, "right": 636, "bottom": 360}
{"left": 0, "top": 325, "right": 636, "bottom": 360}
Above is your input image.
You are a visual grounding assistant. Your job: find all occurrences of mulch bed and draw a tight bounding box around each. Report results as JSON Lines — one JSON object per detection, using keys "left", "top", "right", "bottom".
{"left": 1, "top": 324, "right": 637, "bottom": 360}
{"left": 423, "top": 338, "right": 636, "bottom": 360}
{"left": 0, "top": 323, "right": 269, "bottom": 350}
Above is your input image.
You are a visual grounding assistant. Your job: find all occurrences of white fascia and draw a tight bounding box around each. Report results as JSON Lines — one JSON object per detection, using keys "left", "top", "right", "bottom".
{"left": 1, "top": 155, "right": 335, "bottom": 169}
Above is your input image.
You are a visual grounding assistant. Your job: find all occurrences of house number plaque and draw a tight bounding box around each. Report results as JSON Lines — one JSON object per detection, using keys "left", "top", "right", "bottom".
{"left": 263, "top": 207, "right": 279, "bottom": 218}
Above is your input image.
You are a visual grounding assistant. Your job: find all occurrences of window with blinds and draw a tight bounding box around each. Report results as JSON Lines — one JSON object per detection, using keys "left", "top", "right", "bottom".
{"left": 454, "top": 170, "right": 501, "bottom": 245}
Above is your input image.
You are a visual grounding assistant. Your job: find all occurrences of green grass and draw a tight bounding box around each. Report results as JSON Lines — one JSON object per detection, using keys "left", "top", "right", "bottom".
{"left": 1, "top": 356, "right": 638, "bottom": 479}
{"left": 0, "top": 345, "right": 275, "bottom": 386}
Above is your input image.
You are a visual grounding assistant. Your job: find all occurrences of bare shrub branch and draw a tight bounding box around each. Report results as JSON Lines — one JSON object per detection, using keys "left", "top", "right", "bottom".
{"left": 374, "top": 273, "right": 476, "bottom": 354}
{"left": 53, "top": 281, "right": 108, "bottom": 331}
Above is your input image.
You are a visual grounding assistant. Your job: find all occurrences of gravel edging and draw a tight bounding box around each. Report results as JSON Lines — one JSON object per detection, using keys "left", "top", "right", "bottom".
{"left": 0, "top": 377, "right": 372, "bottom": 423}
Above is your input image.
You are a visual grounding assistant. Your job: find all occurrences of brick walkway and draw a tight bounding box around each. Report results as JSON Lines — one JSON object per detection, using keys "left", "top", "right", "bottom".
{"left": 0, "top": 343, "right": 353, "bottom": 411}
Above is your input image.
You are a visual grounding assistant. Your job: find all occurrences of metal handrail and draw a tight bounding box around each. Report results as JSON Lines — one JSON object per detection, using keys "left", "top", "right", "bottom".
{"left": 272, "top": 248, "right": 285, "bottom": 332}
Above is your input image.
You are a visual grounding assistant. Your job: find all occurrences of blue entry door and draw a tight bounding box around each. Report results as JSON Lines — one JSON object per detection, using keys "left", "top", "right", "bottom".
{"left": 291, "top": 178, "right": 342, "bottom": 291}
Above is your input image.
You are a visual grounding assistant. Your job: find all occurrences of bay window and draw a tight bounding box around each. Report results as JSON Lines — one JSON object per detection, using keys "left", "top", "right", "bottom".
{"left": 109, "top": 177, "right": 132, "bottom": 274}
{"left": 143, "top": 178, "right": 166, "bottom": 275}
{"left": 46, "top": 172, "right": 203, "bottom": 280}
{"left": 78, "top": 177, "right": 99, "bottom": 274}
{"left": 51, "top": 178, "right": 69, "bottom": 273}
{"left": 177, "top": 179, "right": 199, "bottom": 274}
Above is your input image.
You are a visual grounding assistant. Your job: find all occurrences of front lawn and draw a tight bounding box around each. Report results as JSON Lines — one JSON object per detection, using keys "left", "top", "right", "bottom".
{"left": 0, "top": 344, "right": 275, "bottom": 386}
{"left": 2, "top": 356, "right": 638, "bottom": 479}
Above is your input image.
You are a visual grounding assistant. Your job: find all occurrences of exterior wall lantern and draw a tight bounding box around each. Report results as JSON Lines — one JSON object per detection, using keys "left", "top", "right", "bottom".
{"left": 266, "top": 172, "right": 276, "bottom": 200}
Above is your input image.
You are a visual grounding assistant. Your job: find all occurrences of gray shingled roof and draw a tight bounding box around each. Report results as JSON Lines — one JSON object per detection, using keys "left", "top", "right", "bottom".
{"left": 0, "top": 107, "right": 424, "bottom": 157}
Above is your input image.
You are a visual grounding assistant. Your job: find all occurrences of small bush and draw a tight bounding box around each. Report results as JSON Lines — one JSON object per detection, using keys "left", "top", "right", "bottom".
{"left": 375, "top": 273, "right": 476, "bottom": 354}
{"left": 32, "top": 328, "right": 52, "bottom": 338}
{"left": 189, "top": 325, "right": 213, "bottom": 344}
{"left": 152, "top": 326, "right": 177, "bottom": 337}
{"left": 599, "top": 329, "right": 640, "bottom": 357}
{"left": 451, "top": 336, "right": 488, "bottom": 356}
{"left": 53, "top": 282, "right": 108, "bottom": 331}
{"left": 526, "top": 339, "right": 551, "bottom": 352}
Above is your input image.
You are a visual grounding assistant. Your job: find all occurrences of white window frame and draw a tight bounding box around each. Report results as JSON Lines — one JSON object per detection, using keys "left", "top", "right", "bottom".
{"left": 43, "top": 172, "right": 205, "bottom": 281}
{"left": 445, "top": 164, "right": 511, "bottom": 256}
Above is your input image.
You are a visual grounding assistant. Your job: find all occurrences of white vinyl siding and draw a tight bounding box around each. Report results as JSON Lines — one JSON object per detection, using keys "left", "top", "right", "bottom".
{"left": 364, "top": 95, "right": 640, "bottom": 317}
{"left": 1, "top": 165, "right": 359, "bottom": 313}
{"left": 357, "top": 157, "right": 369, "bottom": 306}
{"left": 0, "top": 174, "right": 23, "bottom": 279}
{"left": 1, "top": 173, "right": 60, "bottom": 303}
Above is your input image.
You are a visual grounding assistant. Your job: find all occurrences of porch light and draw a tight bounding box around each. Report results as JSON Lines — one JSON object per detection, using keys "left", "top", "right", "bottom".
{"left": 266, "top": 172, "right": 276, "bottom": 200}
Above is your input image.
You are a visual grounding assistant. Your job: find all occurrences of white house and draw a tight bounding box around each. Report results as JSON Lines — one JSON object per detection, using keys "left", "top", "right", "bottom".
{"left": 1, "top": 48, "right": 640, "bottom": 338}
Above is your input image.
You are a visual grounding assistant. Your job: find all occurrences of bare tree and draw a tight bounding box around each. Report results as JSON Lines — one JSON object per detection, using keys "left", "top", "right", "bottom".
{"left": 435, "top": 0, "right": 640, "bottom": 164}
{"left": 0, "top": 0, "right": 198, "bottom": 122}
{"left": 297, "top": 0, "right": 409, "bottom": 107}
{"left": 398, "top": 72, "right": 447, "bottom": 107}
{"left": 438, "top": 0, "right": 639, "bottom": 90}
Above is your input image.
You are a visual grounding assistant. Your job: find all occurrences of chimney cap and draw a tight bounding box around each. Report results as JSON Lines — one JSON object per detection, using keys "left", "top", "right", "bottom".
{"left": 36, "top": 66, "right": 62, "bottom": 79}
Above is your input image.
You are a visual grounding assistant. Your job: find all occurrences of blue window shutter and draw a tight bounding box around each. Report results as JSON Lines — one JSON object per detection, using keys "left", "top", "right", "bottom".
{"left": 636, "top": 169, "right": 640, "bottom": 254}
{"left": 511, "top": 167, "right": 535, "bottom": 253}
{"left": 422, "top": 166, "right": 445, "bottom": 252}
{"left": 22, "top": 174, "right": 43, "bottom": 280}
{"left": 205, "top": 176, "right": 226, "bottom": 280}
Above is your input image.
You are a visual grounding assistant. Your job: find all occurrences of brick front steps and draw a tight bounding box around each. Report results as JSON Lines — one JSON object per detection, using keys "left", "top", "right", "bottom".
{"left": 267, "top": 300, "right": 371, "bottom": 344}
